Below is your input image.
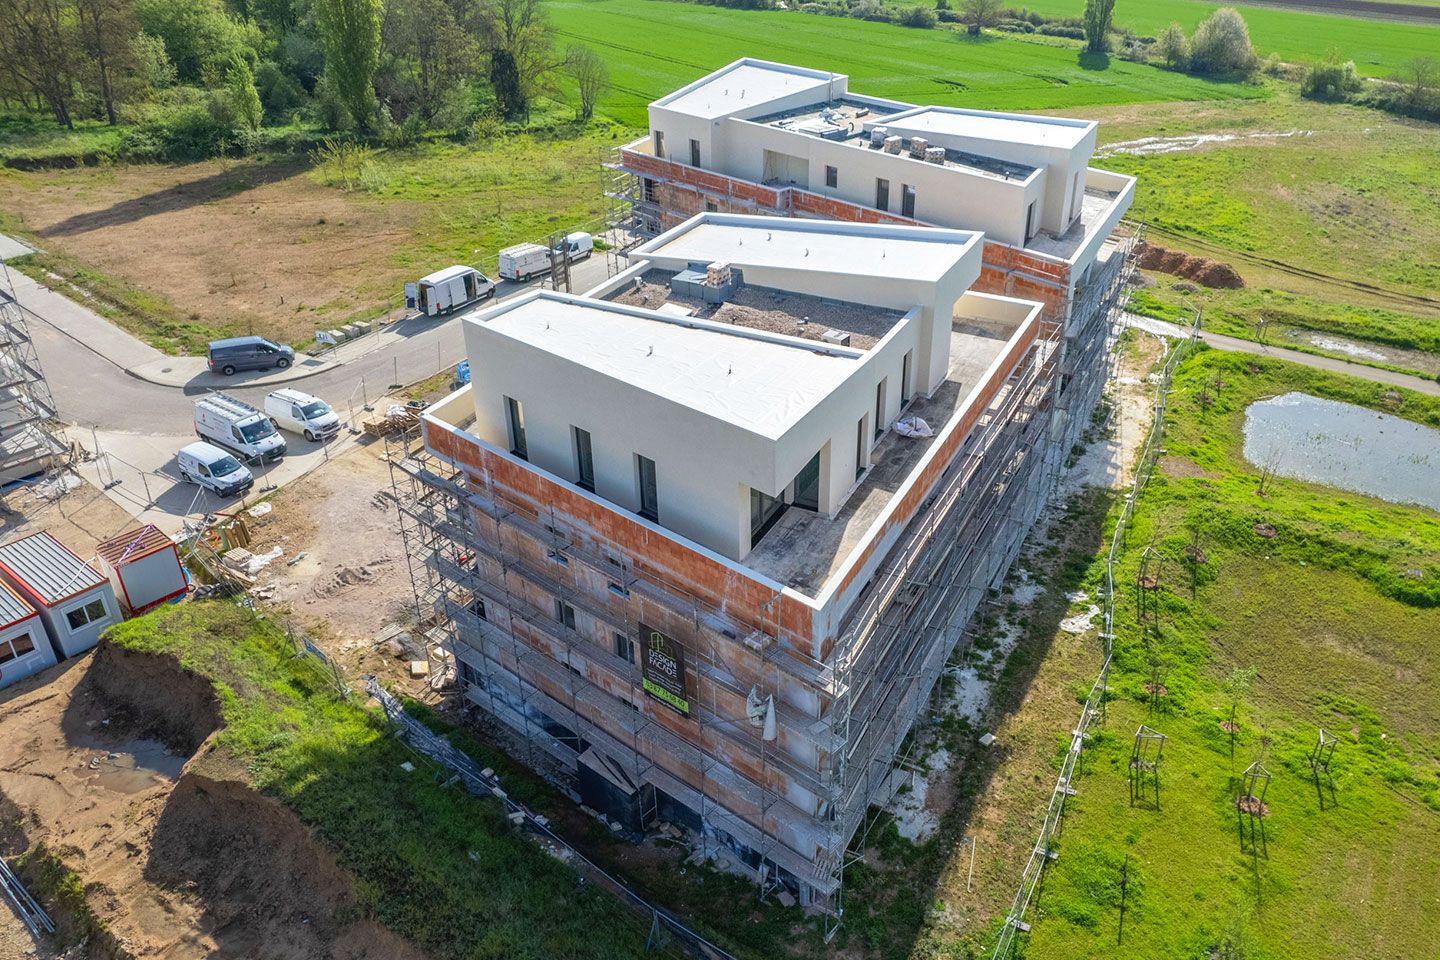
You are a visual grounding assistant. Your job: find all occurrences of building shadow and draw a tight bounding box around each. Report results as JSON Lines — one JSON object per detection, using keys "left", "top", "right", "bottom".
{"left": 37, "top": 158, "right": 307, "bottom": 240}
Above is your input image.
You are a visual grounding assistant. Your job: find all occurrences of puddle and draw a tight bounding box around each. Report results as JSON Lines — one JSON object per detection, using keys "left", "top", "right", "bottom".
{"left": 79, "top": 738, "right": 185, "bottom": 794}
{"left": 1278, "top": 326, "right": 1440, "bottom": 376}
{"left": 1095, "top": 130, "right": 1310, "bottom": 158}
{"left": 1243, "top": 392, "right": 1440, "bottom": 510}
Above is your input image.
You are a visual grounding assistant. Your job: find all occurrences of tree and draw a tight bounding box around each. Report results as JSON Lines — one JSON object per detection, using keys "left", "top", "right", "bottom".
{"left": 1221, "top": 667, "right": 1256, "bottom": 759}
{"left": 958, "top": 0, "right": 1001, "bottom": 33}
{"left": 380, "top": 0, "right": 479, "bottom": 122}
{"left": 898, "top": 5, "right": 936, "bottom": 27}
{"left": 135, "top": 0, "right": 250, "bottom": 86}
{"left": 1399, "top": 56, "right": 1438, "bottom": 108}
{"left": 0, "top": 0, "right": 76, "bottom": 127}
{"left": 475, "top": 0, "right": 560, "bottom": 120}
{"left": 225, "top": 53, "right": 264, "bottom": 131}
{"left": 1082, "top": 0, "right": 1115, "bottom": 54}
{"left": 315, "top": 0, "right": 382, "bottom": 131}
{"left": 564, "top": 44, "right": 607, "bottom": 121}
{"left": 1188, "top": 7, "right": 1258, "bottom": 76}
{"left": 1156, "top": 22, "right": 1187, "bottom": 70}
{"left": 75, "top": 0, "right": 139, "bottom": 125}
{"left": 1300, "top": 53, "right": 1361, "bottom": 102}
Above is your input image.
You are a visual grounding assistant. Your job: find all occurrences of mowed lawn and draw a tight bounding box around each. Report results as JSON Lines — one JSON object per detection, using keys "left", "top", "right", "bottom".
{"left": 551, "top": 0, "right": 1262, "bottom": 127}
{"left": 1025, "top": 351, "right": 1440, "bottom": 960}
{"left": 1016, "top": 0, "right": 1440, "bottom": 75}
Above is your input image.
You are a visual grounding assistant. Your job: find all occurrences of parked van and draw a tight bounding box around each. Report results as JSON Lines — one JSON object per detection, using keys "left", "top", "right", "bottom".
{"left": 556, "top": 231, "right": 593, "bottom": 261}
{"left": 265, "top": 388, "right": 340, "bottom": 441}
{"left": 408, "top": 266, "right": 496, "bottom": 317}
{"left": 194, "top": 393, "right": 287, "bottom": 463}
{"left": 207, "top": 336, "right": 295, "bottom": 377}
{"left": 176, "top": 441, "right": 254, "bottom": 498}
{"left": 497, "top": 242, "right": 551, "bottom": 282}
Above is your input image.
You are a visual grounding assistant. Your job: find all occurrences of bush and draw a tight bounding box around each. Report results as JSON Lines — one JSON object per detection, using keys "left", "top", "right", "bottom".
{"left": 1188, "top": 7, "right": 1258, "bottom": 77}
{"left": 899, "top": 5, "right": 937, "bottom": 26}
{"left": 1037, "top": 22, "right": 1085, "bottom": 39}
{"left": 996, "top": 16, "right": 1032, "bottom": 31}
{"left": 937, "top": 8, "right": 961, "bottom": 21}
{"left": 850, "top": 0, "right": 891, "bottom": 19}
{"left": 1156, "top": 22, "right": 1187, "bottom": 70}
{"left": 1300, "top": 55, "right": 1362, "bottom": 101}
{"left": 255, "top": 61, "right": 305, "bottom": 119}
{"left": 119, "top": 101, "right": 249, "bottom": 162}
{"left": 311, "top": 73, "right": 352, "bottom": 132}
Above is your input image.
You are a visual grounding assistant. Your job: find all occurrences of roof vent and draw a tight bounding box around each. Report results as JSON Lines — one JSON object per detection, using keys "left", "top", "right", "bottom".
{"left": 883, "top": 136, "right": 903, "bottom": 155}
{"left": 821, "top": 329, "right": 851, "bottom": 347}
{"left": 870, "top": 126, "right": 888, "bottom": 148}
{"left": 925, "top": 146, "right": 946, "bottom": 164}
{"left": 909, "top": 137, "right": 929, "bottom": 158}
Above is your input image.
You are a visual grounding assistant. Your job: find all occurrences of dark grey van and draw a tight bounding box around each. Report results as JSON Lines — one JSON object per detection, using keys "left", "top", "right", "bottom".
{"left": 207, "top": 336, "right": 295, "bottom": 377}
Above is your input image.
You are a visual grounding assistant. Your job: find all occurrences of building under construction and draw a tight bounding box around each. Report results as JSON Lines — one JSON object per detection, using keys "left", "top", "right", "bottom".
{"left": 392, "top": 191, "right": 1135, "bottom": 930}
{"left": 0, "top": 262, "right": 64, "bottom": 486}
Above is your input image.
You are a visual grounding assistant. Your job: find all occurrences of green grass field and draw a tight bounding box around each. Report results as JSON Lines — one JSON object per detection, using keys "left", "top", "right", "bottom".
{"left": 550, "top": 0, "right": 1264, "bottom": 127}
{"left": 1024, "top": 351, "right": 1440, "bottom": 959}
{"left": 1012, "top": 0, "right": 1440, "bottom": 75}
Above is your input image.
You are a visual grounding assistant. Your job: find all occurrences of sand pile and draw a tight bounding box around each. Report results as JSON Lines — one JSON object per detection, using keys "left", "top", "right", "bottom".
{"left": 1136, "top": 242, "right": 1245, "bottom": 289}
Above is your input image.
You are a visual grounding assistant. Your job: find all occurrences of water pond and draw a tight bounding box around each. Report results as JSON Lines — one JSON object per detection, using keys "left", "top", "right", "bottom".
{"left": 1242, "top": 392, "right": 1440, "bottom": 511}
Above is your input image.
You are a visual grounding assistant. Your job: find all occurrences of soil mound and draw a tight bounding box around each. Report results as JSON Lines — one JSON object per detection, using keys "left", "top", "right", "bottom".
{"left": 80, "top": 643, "right": 222, "bottom": 754}
{"left": 1136, "top": 242, "right": 1245, "bottom": 289}
{"left": 145, "top": 773, "right": 427, "bottom": 960}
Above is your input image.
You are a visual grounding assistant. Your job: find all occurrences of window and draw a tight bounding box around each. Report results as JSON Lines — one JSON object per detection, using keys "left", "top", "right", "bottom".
{"left": 469, "top": 597, "right": 487, "bottom": 621}
{"left": 875, "top": 178, "right": 889, "bottom": 211}
{"left": 750, "top": 488, "right": 787, "bottom": 548}
{"left": 643, "top": 178, "right": 656, "bottom": 203}
{"left": 637, "top": 455, "right": 659, "bottom": 521}
{"left": 614, "top": 632, "right": 635, "bottom": 663}
{"left": 705, "top": 199, "right": 718, "bottom": 213}
{"left": 689, "top": 138, "right": 701, "bottom": 167}
{"left": 1025, "top": 201, "right": 1037, "bottom": 242}
{"left": 573, "top": 426, "right": 595, "bottom": 492}
{"left": 0, "top": 632, "right": 35, "bottom": 665}
{"left": 608, "top": 581, "right": 629, "bottom": 598}
{"left": 901, "top": 184, "right": 916, "bottom": 219}
{"left": 825, "top": 165, "right": 838, "bottom": 189}
{"left": 901, "top": 351, "right": 913, "bottom": 403}
{"left": 65, "top": 597, "right": 108, "bottom": 632}
{"left": 505, "top": 396, "right": 527, "bottom": 460}
{"left": 792, "top": 452, "right": 821, "bottom": 512}
{"left": 458, "top": 659, "right": 481, "bottom": 687}
{"left": 875, "top": 379, "right": 887, "bottom": 439}
{"left": 653, "top": 130, "right": 665, "bottom": 158}
{"left": 554, "top": 598, "right": 576, "bottom": 630}
{"left": 856, "top": 415, "right": 868, "bottom": 480}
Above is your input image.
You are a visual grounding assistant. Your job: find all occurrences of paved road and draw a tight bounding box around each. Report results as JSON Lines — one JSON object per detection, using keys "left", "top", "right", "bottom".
{"left": 1123, "top": 313, "right": 1440, "bottom": 397}
{"left": 15, "top": 255, "right": 615, "bottom": 432}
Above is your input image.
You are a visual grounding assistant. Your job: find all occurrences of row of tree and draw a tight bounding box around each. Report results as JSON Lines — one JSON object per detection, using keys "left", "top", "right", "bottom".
{"left": 0, "top": 0, "right": 608, "bottom": 138}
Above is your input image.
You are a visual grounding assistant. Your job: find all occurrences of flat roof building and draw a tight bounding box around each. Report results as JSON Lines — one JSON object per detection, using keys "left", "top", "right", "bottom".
{"left": 394, "top": 213, "right": 1086, "bottom": 925}
{"left": 613, "top": 60, "right": 1140, "bottom": 470}
{"left": 0, "top": 531, "right": 120, "bottom": 662}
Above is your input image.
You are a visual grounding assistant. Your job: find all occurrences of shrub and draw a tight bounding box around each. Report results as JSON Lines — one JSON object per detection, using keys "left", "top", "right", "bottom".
{"left": 311, "top": 73, "right": 352, "bottom": 131}
{"left": 1188, "top": 7, "right": 1258, "bottom": 77}
{"left": 937, "top": 8, "right": 961, "bottom": 21}
{"left": 850, "top": 0, "right": 891, "bottom": 19}
{"left": 899, "top": 4, "right": 936, "bottom": 26}
{"left": 1300, "top": 54, "right": 1362, "bottom": 102}
{"left": 1156, "top": 22, "right": 1187, "bottom": 70}
{"left": 996, "top": 15, "right": 1031, "bottom": 30}
{"left": 255, "top": 61, "right": 306, "bottom": 119}
{"left": 1037, "top": 22, "right": 1084, "bottom": 39}
{"left": 119, "top": 102, "right": 249, "bottom": 162}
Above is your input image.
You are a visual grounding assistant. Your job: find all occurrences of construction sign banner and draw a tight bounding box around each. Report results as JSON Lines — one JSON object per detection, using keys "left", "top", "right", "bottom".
{"left": 640, "top": 623, "right": 690, "bottom": 716}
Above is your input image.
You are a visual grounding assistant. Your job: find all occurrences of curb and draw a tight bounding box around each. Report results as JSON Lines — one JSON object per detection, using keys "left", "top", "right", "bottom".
{"left": 122, "top": 357, "right": 341, "bottom": 390}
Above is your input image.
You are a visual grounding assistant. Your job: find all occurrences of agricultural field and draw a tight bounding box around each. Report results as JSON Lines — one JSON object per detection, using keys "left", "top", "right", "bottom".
{"left": 549, "top": 0, "right": 1265, "bottom": 127}
{"left": 1066, "top": 90, "right": 1440, "bottom": 374}
{"left": 1020, "top": 350, "right": 1440, "bottom": 959}
{"left": 0, "top": 126, "right": 618, "bottom": 351}
{"left": 1014, "top": 0, "right": 1440, "bottom": 74}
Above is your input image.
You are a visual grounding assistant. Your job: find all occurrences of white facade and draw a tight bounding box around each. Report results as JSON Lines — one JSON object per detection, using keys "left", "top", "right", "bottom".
{"left": 459, "top": 214, "right": 1024, "bottom": 562}
{"left": 0, "top": 582, "right": 54, "bottom": 690}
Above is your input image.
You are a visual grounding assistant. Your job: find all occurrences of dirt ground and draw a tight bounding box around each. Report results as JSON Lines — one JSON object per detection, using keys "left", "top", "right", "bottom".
{"left": 0, "top": 474, "right": 141, "bottom": 558}
{"left": 242, "top": 441, "right": 431, "bottom": 686}
{"left": 0, "top": 642, "right": 429, "bottom": 960}
{"left": 0, "top": 159, "right": 417, "bottom": 345}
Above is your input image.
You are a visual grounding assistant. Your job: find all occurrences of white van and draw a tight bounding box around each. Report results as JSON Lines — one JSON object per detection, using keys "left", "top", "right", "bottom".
{"left": 194, "top": 393, "right": 287, "bottom": 463}
{"left": 265, "top": 388, "right": 341, "bottom": 441}
{"left": 498, "top": 242, "right": 551, "bottom": 282}
{"left": 408, "top": 266, "right": 496, "bottom": 317}
{"left": 176, "top": 442, "right": 254, "bottom": 498}
{"left": 555, "top": 231, "right": 593, "bottom": 262}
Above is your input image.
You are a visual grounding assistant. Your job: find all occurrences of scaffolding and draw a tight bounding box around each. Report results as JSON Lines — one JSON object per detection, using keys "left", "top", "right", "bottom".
{"left": 0, "top": 260, "right": 65, "bottom": 486}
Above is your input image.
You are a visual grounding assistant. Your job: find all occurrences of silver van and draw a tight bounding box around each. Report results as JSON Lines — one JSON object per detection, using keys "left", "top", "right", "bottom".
{"left": 176, "top": 442, "right": 254, "bottom": 498}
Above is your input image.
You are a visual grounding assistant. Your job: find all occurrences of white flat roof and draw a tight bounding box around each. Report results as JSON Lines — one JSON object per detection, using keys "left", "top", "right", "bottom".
{"left": 632, "top": 214, "right": 982, "bottom": 283}
{"left": 878, "top": 106, "right": 1094, "bottom": 151}
{"left": 473, "top": 294, "right": 862, "bottom": 438}
{"left": 653, "top": 59, "right": 840, "bottom": 120}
